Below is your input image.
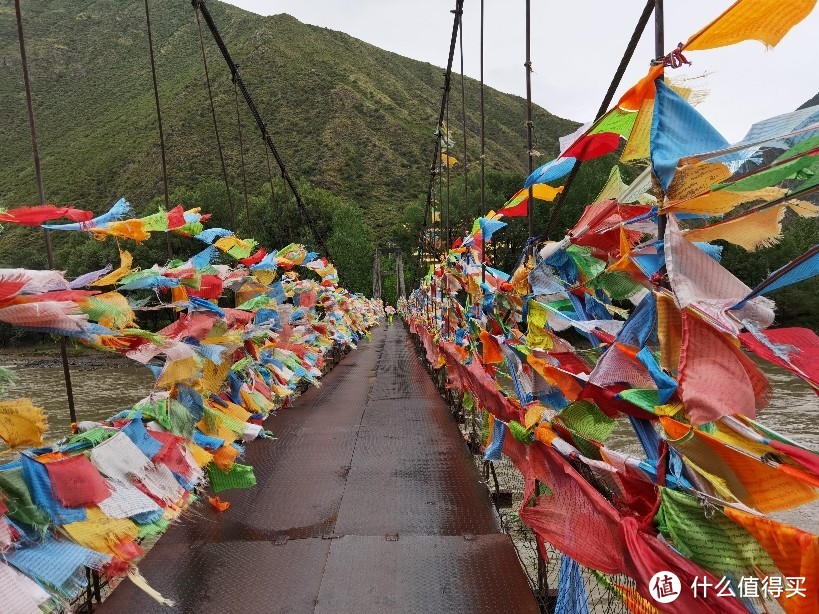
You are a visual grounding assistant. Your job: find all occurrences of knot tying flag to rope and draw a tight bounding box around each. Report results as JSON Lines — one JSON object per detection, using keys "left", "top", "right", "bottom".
{"left": 664, "top": 43, "right": 692, "bottom": 69}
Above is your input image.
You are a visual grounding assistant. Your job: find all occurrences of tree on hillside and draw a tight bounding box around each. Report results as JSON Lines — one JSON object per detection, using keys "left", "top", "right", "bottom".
{"left": 327, "top": 201, "right": 374, "bottom": 295}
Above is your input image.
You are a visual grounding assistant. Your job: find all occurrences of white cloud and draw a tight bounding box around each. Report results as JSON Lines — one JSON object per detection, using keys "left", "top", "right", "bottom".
{"left": 224, "top": 0, "right": 819, "bottom": 142}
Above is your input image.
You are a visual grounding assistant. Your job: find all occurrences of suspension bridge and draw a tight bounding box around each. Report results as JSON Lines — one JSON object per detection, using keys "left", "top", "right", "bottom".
{"left": 98, "top": 324, "right": 539, "bottom": 613}
{"left": 3, "top": 0, "right": 819, "bottom": 613}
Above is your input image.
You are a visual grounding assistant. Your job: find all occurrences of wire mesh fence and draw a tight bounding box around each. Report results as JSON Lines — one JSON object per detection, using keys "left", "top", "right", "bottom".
{"left": 412, "top": 329, "right": 637, "bottom": 613}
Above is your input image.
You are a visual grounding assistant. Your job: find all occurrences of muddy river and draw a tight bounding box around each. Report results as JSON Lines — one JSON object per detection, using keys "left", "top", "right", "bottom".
{"left": 1, "top": 348, "right": 817, "bottom": 532}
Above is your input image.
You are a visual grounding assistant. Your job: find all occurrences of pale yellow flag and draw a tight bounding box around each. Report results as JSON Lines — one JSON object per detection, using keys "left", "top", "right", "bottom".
{"left": 595, "top": 166, "right": 628, "bottom": 203}
{"left": 621, "top": 98, "right": 653, "bottom": 162}
{"left": 684, "top": 205, "right": 786, "bottom": 250}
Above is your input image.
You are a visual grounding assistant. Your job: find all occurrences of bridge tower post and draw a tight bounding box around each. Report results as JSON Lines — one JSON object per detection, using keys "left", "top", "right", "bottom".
{"left": 372, "top": 248, "right": 382, "bottom": 300}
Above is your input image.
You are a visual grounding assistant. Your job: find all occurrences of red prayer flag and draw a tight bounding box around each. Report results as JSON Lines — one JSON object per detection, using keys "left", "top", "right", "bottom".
{"left": 188, "top": 275, "right": 224, "bottom": 300}
{"left": 499, "top": 189, "right": 529, "bottom": 217}
{"left": 0, "top": 205, "right": 94, "bottom": 226}
{"left": 678, "top": 311, "right": 769, "bottom": 426}
{"left": 739, "top": 327, "right": 819, "bottom": 393}
{"left": 240, "top": 248, "right": 267, "bottom": 267}
{"left": 166, "top": 205, "right": 186, "bottom": 229}
{"left": 563, "top": 132, "right": 621, "bottom": 162}
{"left": 44, "top": 454, "right": 111, "bottom": 507}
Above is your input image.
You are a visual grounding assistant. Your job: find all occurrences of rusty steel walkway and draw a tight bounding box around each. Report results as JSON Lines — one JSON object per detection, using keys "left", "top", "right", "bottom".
{"left": 100, "top": 324, "right": 539, "bottom": 613}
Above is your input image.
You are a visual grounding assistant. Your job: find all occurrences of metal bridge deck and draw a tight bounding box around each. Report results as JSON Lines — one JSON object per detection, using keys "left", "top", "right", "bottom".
{"left": 99, "top": 324, "right": 538, "bottom": 613}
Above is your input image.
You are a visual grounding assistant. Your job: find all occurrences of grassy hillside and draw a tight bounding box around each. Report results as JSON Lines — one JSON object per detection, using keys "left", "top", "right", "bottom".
{"left": 0, "top": 0, "right": 577, "bottom": 250}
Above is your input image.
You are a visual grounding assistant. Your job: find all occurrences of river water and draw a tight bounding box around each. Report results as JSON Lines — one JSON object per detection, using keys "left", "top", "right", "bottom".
{"left": 1, "top": 352, "right": 817, "bottom": 531}
{"left": 0, "top": 358, "right": 155, "bottom": 451}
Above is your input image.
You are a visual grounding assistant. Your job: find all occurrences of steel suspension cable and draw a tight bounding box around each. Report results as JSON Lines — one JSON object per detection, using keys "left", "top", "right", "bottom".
{"left": 192, "top": 0, "right": 334, "bottom": 266}
{"left": 541, "top": 0, "right": 655, "bottom": 241}
{"left": 233, "top": 78, "right": 252, "bottom": 232}
{"left": 445, "top": 94, "right": 451, "bottom": 249}
{"left": 14, "top": 0, "right": 77, "bottom": 424}
{"left": 438, "top": 135, "right": 444, "bottom": 253}
{"left": 195, "top": 2, "right": 237, "bottom": 232}
{"left": 459, "top": 17, "right": 468, "bottom": 241}
{"left": 263, "top": 138, "right": 286, "bottom": 241}
{"left": 480, "top": 0, "right": 486, "bottom": 284}
{"left": 143, "top": 0, "right": 173, "bottom": 259}
{"left": 422, "top": 0, "right": 464, "bottom": 241}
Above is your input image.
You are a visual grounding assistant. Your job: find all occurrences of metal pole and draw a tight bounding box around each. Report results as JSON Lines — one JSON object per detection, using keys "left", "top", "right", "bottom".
{"left": 525, "top": 0, "right": 535, "bottom": 240}
{"left": 480, "top": 0, "right": 486, "bottom": 285}
{"left": 445, "top": 98, "right": 451, "bottom": 249}
{"left": 459, "top": 18, "right": 468, "bottom": 242}
{"left": 14, "top": 0, "right": 77, "bottom": 424}
{"left": 144, "top": 0, "right": 172, "bottom": 260}
{"left": 655, "top": 0, "right": 667, "bottom": 268}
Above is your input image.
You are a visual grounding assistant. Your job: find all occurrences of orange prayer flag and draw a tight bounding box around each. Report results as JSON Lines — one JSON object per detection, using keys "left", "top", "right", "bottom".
{"left": 479, "top": 329, "right": 504, "bottom": 364}
{"left": 531, "top": 184, "right": 564, "bottom": 202}
{"left": 660, "top": 416, "right": 817, "bottom": 513}
{"left": 208, "top": 496, "right": 231, "bottom": 512}
{"left": 91, "top": 249, "right": 133, "bottom": 287}
{"left": 212, "top": 444, "right": 240, "bottom": 472}
{"left": 724, "top": 508, "right": 819, "bottom": 614}
{"left": 617, "top": 64, "right": 663, "bottom": 112}
{"left": 527, "top": 354, "right": 583, "bottom": 401}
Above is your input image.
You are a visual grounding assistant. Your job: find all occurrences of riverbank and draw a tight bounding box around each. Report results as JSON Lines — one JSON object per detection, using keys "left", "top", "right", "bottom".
{"left": 0, "top": 344, "right": 134, "bottom": 370}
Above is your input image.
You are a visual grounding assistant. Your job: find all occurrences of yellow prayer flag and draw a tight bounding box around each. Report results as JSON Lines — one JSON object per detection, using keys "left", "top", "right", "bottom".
{"left": 157, "top": 356, "right": 201, "bottom": 388}
{"left": 595, "top": 166, "right": 628, "bottom": 203}
{"left": 685, "top": 0, "right": 816, "bottom": 51}
{"left": 656, "top": 292, "right": 682, "bottom": 373}
{"left": 666, "top": 187, "right": 785, "bottom": 216}
{"left": 62, "top": 507, "right": 139, "bottom": 557}
{"left": 441, "top": 153, "right": 459, "bottom": 168}
{"left": 0, "top": 399, "right": 47, "bottom": 448}
{"left": 530, "top": 184, "right": 564, "bottom": 202}
{"left": 252, "top": 270, "right": 277, "bottom": 287}
{"left": 526, "top": 301, "right": 553, "bottom": 350}
{"left": 524, "top": 404, "right": 545, "bottom": 430}
{"left": 92, "top": 249, "right": 133, "bottom": 287}
{"left": 666, "top": 162, "right": 732, "bottom": 202}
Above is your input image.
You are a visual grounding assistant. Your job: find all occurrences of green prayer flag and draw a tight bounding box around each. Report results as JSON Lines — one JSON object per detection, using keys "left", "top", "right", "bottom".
{"left": 0, "top": 467, "right": 50, "bottom": 532}
{"left": 656, "top": 487, "right": 776, "bottom": 578}
{"left": 716, "top": 156, "right": 817, "bottom": 191}
{"left": 567, "top": 245, "right": 606, "bottom": 280}
{"left": 617, "top": 389, "right": 660, "bottom": 413}
{"left": 587, "top": 271, "right": 646, "bottom": 300}
{"left": 508, "top": 421, "right": 532, "bottom": 444}
{"left": 590, "top": 108, "right": 638, "bottom": 139}
{"left": 556, "top": 401, "right": 617, "bottom": 443}
{"left": 207, "top": 463, "right": 257, "bottom": 493}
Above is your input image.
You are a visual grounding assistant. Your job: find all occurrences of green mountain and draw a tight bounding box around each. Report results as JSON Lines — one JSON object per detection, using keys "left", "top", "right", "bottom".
{"left": 0, "top": 0, "right": 576, "bottom": 250}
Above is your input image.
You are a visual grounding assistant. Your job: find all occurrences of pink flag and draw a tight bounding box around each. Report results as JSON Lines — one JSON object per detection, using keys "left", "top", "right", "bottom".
{"left": 678, "top": 311, "right": 769, "bottom": 426}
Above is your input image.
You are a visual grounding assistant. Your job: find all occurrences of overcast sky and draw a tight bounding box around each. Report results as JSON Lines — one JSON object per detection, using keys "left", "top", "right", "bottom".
{"left": 224, "top": 0, "right": 819, "bottom": 143}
